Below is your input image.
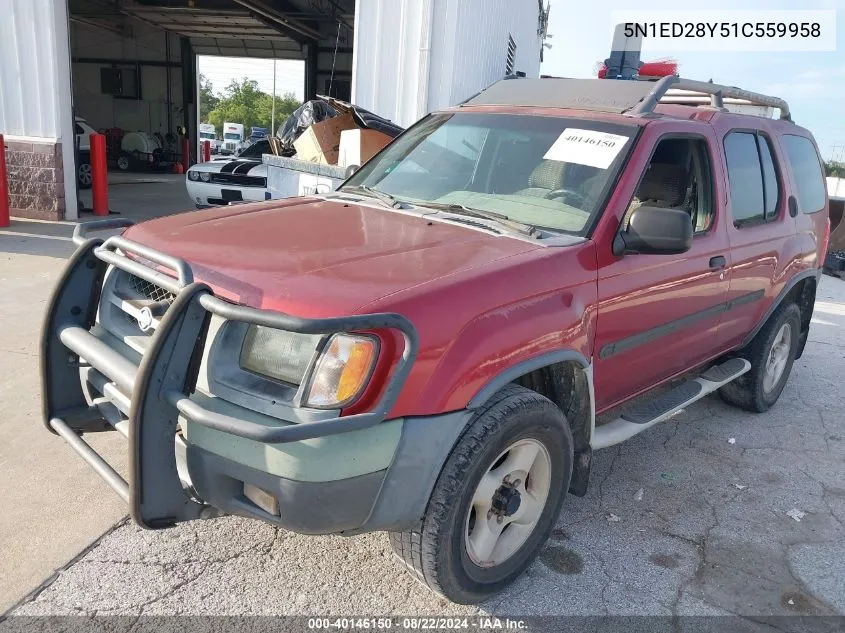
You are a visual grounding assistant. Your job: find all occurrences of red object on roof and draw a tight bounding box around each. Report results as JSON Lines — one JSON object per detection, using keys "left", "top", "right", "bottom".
{"left": 598, "top": 60, "right": 678, "bottom": 79}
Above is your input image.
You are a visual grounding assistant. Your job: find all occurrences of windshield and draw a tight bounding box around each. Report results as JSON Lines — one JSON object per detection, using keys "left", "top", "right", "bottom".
{"left": 224, "top": 133, "right": 241, "bottom": 140}
{"left": 342, "top": 112, "right": 636, "bottom": 235}
{"left": 200, "top": 132, "right": 215, "bottom": 139}
{"left": 238, "top": 139, "right": 270, "bottom": 158}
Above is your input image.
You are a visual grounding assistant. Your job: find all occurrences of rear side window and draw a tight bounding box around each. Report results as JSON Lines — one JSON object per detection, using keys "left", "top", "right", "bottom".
{"left": 781, "top": 135, "right": 826, "bottom": 213}
{"left": 724, "top": 131, "right": 780, "bottom": 225}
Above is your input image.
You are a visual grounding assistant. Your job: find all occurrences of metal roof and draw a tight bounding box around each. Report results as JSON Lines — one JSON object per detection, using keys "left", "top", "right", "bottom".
{"left": 463, "top": 76, "right": 792, "bottom": 121}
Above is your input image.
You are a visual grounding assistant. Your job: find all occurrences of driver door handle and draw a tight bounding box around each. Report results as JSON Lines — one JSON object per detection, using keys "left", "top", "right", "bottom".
{"left": 709, "top": 255, "right": 727, "bottom": 270}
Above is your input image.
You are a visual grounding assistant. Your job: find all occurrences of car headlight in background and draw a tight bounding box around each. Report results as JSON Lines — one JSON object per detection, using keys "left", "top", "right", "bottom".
{"left": 240, "top": 326, "right": 322, "bottom": 386}
{"left": 187, "top": 170, "right": 200, "bottom": 181}
{"left": 200, "top": 172, "right": 211, "bottom": 182}
{"left": 305, "top": 334, "right": 378, "bottom": 409}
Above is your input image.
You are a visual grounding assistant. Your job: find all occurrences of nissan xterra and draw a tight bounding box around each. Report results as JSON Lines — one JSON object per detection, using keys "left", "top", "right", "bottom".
{"left": 41, "top": 75, "right": 830, "bottom": 604}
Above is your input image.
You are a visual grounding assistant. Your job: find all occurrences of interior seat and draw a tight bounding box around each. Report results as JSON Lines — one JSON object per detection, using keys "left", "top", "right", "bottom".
{"left": 517, "top": 160, "right": 567, "bottom": 197}
{"left": 628, "top": 163, "right": 690, "bottom": 212}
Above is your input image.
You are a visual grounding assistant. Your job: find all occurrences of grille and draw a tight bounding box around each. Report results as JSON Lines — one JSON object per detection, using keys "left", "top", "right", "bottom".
{"left": 129, "top": 274, "right": 175, "bottom": 304}
{"left": 210, "top": 173, "right": 267, "bottom": 187}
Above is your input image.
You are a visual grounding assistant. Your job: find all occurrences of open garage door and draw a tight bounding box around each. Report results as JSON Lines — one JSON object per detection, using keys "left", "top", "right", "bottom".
{"left": 67, "top": 0, "right": 353, "bottom": 221}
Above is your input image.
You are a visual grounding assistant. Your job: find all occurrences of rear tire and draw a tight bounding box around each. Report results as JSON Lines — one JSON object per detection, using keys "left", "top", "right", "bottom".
{"left": 718, "top": 302, "right": 801, "bottom": 412}
{"left": 390, "top": 384, "right": 573, "bottom": 604}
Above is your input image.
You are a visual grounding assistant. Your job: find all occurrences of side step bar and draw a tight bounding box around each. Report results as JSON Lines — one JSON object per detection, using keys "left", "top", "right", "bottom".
{"left": 592, "top": 358, "right": 750, "bottom": 450}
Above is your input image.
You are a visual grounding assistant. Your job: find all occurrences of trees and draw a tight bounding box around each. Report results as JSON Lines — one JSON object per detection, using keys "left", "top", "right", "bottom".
{"left": 199, "top": 74, "right": 219, "bottom": 122}
{"left": 205, "top": 78, "right": 301, "bottom": 134}
{"left": 825, "top": 160, "right": 845, "bottom": 179}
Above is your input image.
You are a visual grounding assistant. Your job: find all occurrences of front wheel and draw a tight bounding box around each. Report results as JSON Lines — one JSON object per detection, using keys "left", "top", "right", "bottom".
{"left": 116, "top": 153, "right": 132, "bottom": 171}
{"left": 77, "top": 156, "right": 92, "bottom": 189}
{"left": 390, "top": 384, "right": 573, "bottom": 604}
{"left": 719, "top": 302, "right": 801, "bottom": 412}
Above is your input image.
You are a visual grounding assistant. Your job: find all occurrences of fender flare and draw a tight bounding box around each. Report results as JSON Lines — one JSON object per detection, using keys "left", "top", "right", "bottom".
{"left": 740, "top": 269, "right": 821, "bottom": 348}
{"left": 467, "top": 349, "right": 591, "bottom": 409}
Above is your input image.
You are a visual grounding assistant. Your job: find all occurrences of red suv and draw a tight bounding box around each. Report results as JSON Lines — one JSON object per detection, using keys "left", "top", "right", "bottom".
{"left": 42, "top": 76, "right": 829, "bottom": 604}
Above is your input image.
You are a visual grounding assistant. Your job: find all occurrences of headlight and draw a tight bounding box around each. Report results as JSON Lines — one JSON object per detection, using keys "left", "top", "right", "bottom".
{"left": 239, "top": 326, "right": 321, "bottom": 386}
{"left": 187, "top": 170, "right": 200, "bottom": 181}
{"left": 305, "top": 334, "right": 379, "bottom": 408}
{"left": 200, "top": 172, "right": 211, "bottom": 182}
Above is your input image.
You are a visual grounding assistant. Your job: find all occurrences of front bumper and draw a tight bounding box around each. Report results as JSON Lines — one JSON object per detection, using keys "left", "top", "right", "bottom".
{"left": 41, "top": 219, "right": 420, "bottom": 532}
{"left": 185, "top": 180, "right": 270, "bottom": 207}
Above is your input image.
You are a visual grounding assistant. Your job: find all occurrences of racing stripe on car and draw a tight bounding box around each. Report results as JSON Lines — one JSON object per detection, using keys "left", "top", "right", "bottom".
{"left": 233, "top": 161, "right": 258, "bottom": 174}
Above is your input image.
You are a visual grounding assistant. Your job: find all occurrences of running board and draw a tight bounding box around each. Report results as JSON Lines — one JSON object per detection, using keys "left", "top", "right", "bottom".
{"left": 592, "top": 358, "right": 750, "bottom": 450}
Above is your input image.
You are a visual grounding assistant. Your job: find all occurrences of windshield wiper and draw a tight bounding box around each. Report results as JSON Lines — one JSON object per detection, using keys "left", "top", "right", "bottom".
{"left": 342, "top": 185, "right": 408, "bottom": 209}
{"left": 416, "top": 202, "right": 538, "bottom": 238}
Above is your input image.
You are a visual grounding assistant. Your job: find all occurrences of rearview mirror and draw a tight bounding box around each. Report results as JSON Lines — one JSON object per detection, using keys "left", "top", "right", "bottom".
{"left": 613, "top": 206, "right": 693, "bottom": 256}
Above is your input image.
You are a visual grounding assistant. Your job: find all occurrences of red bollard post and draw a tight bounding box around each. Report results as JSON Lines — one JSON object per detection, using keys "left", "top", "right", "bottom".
{"left": 90, "top": 132, "right": 108, "bottom": 216}
{"left": 202, "top": 140, "right": 211, "bottom": 163}
{"left": 181, "top": 136, "right": 191, "bottom": 170}
{"left": 0, "top": 135, "right": 9, "bottom": 227}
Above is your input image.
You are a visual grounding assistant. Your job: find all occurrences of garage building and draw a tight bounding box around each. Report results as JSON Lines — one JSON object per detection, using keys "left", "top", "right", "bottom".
{"left": 0, "top": 0, "right": 549, "bottom": 222}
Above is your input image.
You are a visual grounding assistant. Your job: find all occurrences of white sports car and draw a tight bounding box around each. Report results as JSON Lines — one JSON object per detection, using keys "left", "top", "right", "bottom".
{"left": 185, "top": 139, "right": 272, "bottom": 208}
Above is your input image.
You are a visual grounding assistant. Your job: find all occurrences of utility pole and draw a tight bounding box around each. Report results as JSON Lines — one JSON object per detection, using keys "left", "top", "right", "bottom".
{"left": 271, "top": 59, "right": 277, "bottom": 135}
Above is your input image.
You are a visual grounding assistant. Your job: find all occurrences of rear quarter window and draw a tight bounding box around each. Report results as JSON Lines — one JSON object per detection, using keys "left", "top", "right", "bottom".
{"left": 780, "top": 135, "right": 826, "bottom": 213}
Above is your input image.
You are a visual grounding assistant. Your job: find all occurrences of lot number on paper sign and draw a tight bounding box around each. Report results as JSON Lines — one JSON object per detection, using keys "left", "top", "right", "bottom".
{"left": 543, "top": 129, "right": 629, "bottom": 169}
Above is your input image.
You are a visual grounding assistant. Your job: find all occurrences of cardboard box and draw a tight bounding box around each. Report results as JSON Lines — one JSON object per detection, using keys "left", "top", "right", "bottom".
{"left": 293, "top": 112, "right": 357, "bottom": 165}
{"left": 338, "top": 128, "right": 394, "bottom": 168}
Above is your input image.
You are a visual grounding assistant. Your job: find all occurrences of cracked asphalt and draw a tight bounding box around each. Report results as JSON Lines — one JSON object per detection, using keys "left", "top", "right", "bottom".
{"left": 2, "top": 215, "right": 844, "bottom": 621}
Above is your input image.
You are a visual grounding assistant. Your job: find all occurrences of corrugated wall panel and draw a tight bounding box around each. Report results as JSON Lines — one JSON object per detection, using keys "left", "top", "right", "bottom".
{"left": 0, "top": 0, "right": 67, "bottom": 138}
{"left": 353, "top": 0, "right": 541, "bottom": 128}
{"left": 429, "top": 0, "right": 541, "bottom": 113}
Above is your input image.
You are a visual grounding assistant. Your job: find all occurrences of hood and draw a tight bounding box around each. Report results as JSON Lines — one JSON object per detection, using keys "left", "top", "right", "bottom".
{"left": 190, "top": 158, "right": 266, "bottom": 175}
{"left": 124, "top": 198, "right": 542, "bottom": 317}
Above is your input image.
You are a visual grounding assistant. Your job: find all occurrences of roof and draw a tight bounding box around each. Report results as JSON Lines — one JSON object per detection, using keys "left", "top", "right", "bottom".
{"left": 463, "top": 76, "right": 791, "bottom": 121}
{"left": 464, "top": 78, "right": 657, "bottom": 113}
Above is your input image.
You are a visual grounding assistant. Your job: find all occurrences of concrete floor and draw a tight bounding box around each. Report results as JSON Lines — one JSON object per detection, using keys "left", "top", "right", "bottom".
{"left": 77, "top": 172, "right": 195, "bottom": 221}
{"left": 1, "top": 207, "right": 844, "bottom": 621}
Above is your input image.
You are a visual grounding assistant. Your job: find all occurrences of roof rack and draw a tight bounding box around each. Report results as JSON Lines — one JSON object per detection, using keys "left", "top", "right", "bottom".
{"left": 633, "top": 75, "right": 791, "bottom": 121}
{"left": 461, "top": 76, "right": 792, "bottom": 122}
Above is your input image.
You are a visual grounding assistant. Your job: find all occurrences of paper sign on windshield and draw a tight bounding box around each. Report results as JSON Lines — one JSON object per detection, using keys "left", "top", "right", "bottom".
{"left": 543, "top": 129, "right": 629, "bottom": 169}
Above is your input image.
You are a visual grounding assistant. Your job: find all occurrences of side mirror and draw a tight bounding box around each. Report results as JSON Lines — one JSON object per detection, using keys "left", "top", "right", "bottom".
{"left": 345, "top": 164, "right": 360, "bottom": 178}
{"left": 613, "top": 206, "right": 693, "bottom": 256}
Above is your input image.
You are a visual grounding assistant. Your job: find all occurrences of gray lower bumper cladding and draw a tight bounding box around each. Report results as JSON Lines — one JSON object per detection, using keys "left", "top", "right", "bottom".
{"left": 41, "top": 219, "right": 419, "bottom": 531}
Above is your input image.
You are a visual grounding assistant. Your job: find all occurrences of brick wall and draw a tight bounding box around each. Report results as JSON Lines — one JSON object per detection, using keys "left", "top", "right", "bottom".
{"left": 4, "top": 139, "right": 65, "bottom": 220}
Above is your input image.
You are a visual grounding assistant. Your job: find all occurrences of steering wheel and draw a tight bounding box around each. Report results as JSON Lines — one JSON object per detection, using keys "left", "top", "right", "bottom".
{"left": 545, "top": 188, "right": 585, "bottom": 206}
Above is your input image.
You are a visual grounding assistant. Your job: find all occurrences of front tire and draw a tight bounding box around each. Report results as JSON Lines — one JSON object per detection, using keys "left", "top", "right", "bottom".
{"left": 718, "top": 302, "right": 801, "bottom": 412}
{"left": 77, "top": 155, "right": 92, "bottom": 189}
{"left": 390, "top": 384, "right": 573, "bottom": 604}
{"left": 116, "top": 153, "right": 132, "bottom": 171}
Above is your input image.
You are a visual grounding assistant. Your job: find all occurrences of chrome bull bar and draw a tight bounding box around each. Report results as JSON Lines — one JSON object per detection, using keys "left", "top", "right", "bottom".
{"left": 43, "top": 219, "right": 419, "bottom": 528}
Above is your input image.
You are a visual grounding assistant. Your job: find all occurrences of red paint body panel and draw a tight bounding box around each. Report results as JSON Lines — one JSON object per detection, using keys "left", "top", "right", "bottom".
{"left": 125, "top": 104, "right": 827, "bottom": 424}
{"left": 125, "top": 198, "right": 538, "bottom": 317}
{"left": 591, "top": 119, "right": 732, "bottom": 410}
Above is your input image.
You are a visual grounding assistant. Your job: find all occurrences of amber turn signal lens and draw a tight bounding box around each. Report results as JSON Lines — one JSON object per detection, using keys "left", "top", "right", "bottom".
{"left": 305, "top": 334, "right": 378, "bottom": 408}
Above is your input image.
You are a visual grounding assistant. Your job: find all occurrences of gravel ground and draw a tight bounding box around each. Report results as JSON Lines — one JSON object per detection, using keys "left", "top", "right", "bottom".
{"left": 6, "top": 277, "right": 845, "bottom": 623}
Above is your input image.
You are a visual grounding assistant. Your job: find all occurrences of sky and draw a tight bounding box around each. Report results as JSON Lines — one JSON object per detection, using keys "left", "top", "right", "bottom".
{"left": 198, "top": 56, "right": 305, "bottom": 102}
{"left": 540, "top": 0, "right": 845, "bottom": 160}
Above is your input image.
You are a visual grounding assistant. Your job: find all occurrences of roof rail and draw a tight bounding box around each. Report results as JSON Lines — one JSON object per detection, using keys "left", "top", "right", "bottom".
{"left": 629, "top": 75, "right": 791, "bottom": 121}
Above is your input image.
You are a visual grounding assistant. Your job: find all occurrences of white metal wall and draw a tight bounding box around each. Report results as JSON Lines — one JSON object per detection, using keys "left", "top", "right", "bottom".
{"left": 352, "top": 0, "right": 542, "bottom": 128}
{"left": 0, "top": 0, "right": 77, "bottom": 218}
{"left": 0, "top": 0, "right": 70, "bottom": 138}
{"left": 428, "top": 0, "right": 542, "bottom": 111}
